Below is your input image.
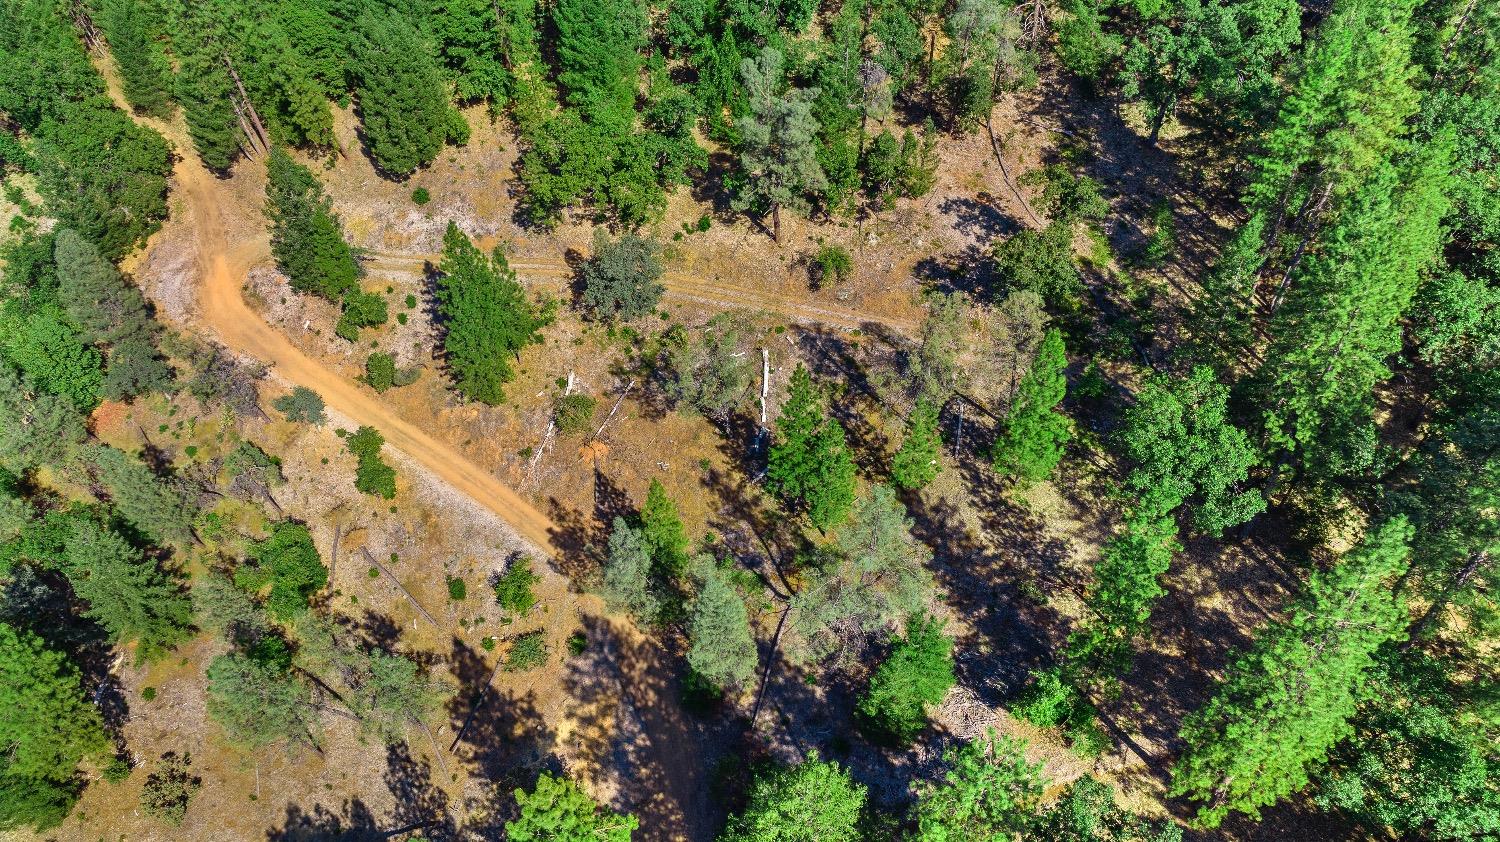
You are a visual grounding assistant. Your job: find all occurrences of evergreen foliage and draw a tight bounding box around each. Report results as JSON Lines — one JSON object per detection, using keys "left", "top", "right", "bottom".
{"left": 507, "top": 772, "right": 638, "bottom": 841}
{"left": 914, "top": 731, "right": 1044, "bottom": 841}
{"left": 767, "top": 365, "right": 857, "bottom": 531}
{"left": 0, "top": 622, "right": 108, "bottom": 831}
{"left": 891, "top": 399, "right": 942, "bottom": 490}
{"left": 639, "top": 480, "right": 690, "bottom": 580}
{"left": 238, "top": 522, "right": 327, "bottom": 620}
{"left": 579, "top": 231, "right": 665, "bottom": 321}
{"left": 97, "top": 0, "right": 175, "bottom": 119}
{"left": 346, "top": 426, "right": 396, "bottom": 499}
{"left": 660, "top": 313, "right": 756, "bottom": 419}
{"left": 140, "top": 752, "right": 200, "bottom": 826}
{"left": 205, "top": 651, "right": 319, "bottom": 750}
{"left": 992, "top": 329, "right": 1069, "bottom": 482}
{"left": 719, "top": 752, "right": 866, "bottom": 842}
{"left": 435, "top": 223, "right": 552, "bottom": 404}
{"left": 273, "top": 386, "right": 327, "bottom": 425}
{"left": 601, "top": 518, "right": 659, "bottom": 621}
{"left": 1170, "top": 518, "right": 1415, "bottom": 826}
{"left": 348, "top": 14, "right": 460, "bottom": 176}
{"left": 335, "top": 289, "right": 388, "bottom": 343}
{"left": 264, "top": 147, "right": 360, "bottom": 301}
{"left": 857, "top": 614, "right": 955, "bottom": 744}
{"left": 57, "top": 514, "right": 193, "bottom": 661}
{"left": 733, "top": 48, "right": 828, "bottom": 242}
{"left": 90, "top": 445, "right": 194, "bottom": 546}
{"left": 686, "top": 557, "right": 757, "bottom": 690}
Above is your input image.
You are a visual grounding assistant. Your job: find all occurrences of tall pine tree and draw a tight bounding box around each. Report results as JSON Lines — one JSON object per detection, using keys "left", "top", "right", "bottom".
{"left": 1170, "top": 517, "right": 1414, "bottom": 826}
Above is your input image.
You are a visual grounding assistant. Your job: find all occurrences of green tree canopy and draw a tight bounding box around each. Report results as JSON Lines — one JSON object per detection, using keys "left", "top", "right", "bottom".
{"left": 719, "top": 752, "right": 866, "bottom": 842}
{"left": 686, "top": 556, "right": 758, "bottom": 690}
{"left": 857, "top": 613, "right": 955, "bottom": 744}
{"left": 0, "top": 622, "right": 108, "bottom": 831}
{"left": 506, "top": 772, "right": 638, "bottom": 841}
{"left": 1170, "top": 517, "right": 1415, "bottom": 826}
{"left": 992, "top": 328, "right": 1069, "bottom": 482}
{"left": 264, "top": 147, "right": 360, "bottom": 301}
{"left": 767, "top": 365, "right": 857, "bottom": 532}
{"left": 435, "top": 222, "right": 552, "bottom": 404}
{"left": 914, "top": 731, "right": 1045, "bottom": 841}
{"left": 579, "top": 231, "right": 665, "bottom": 321}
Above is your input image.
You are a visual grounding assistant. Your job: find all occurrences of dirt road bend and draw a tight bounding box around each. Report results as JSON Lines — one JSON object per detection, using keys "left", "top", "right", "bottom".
{"left": 176, "top": 159, "right": 560, "bottom": 553}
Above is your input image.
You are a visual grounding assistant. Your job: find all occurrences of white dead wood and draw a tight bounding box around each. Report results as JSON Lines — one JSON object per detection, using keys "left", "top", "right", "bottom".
{"left": 525, "top": 370, "right": 573, "bottom": 483}
{"left": 590, "top": 379, "right": 636, "bottom": 442}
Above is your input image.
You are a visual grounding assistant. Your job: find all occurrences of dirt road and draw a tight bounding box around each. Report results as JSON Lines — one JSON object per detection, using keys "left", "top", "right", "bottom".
{"left": 175, "top": 158, "right": 560, "bottom": 553}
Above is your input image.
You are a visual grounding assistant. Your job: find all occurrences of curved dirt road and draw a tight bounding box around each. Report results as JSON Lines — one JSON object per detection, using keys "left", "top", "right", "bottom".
{"left": 175, "top": 158, "right": 559, "bottom": 553}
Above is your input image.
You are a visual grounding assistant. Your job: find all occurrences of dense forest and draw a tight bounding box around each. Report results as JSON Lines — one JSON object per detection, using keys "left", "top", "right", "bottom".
{"left": 0, "top": 0, "right": 1496, "bottom": 838}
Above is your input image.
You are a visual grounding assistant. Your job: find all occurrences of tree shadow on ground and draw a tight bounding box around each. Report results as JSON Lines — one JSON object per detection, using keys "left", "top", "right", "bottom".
{"left": 263, "top": 799, "right": 379, "bottom": 841}
{"left": 562, "top": 613, "right": 734, "bottom": 841}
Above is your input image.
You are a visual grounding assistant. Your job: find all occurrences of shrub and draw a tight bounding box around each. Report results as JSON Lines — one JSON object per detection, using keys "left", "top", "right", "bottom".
{"left": 346, "top": 426, "right": 397, "bottom": 498}
{"left": 1014, "top": 666, "right": 1083, "bottom": 729}
{"left": 447, "top": 576, "right": 466, "bottom": 601}
{"left": 140, "top": 752, "right": 200, "bottom": 826}
{"left": 273, "top": 387, "right": 327, "bottom": 424}
{"left": 365, "top": 352, "right": 396, "bottom": 392}
{"left": 102, "top": 756, "right": 132, "bottom": 784}
{"left": 1138, "top": 200, "right": 1176, "bottom": 267}
{"left": 568, "top": 631, "right": 588, "bottom": 655}
{"left": 335, "top": 290, "right": 388, "bottom": 342}
{"left": 505, "top": 631, "right": 547, "bottom": 671}
{"left": 494, "top": 557, "right": 539, "bottom": 616}
{"left": 811, "top": 244, "right": 852, "bottom": 288}
{"left": 411, "top": 187, "right": 430, "bottom": 205}
{"left": 553, "top": 393, "right": 597, "bottom": 435}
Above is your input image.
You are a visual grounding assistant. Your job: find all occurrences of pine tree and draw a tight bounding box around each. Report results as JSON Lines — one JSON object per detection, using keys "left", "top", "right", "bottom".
{"left": 767, "top": 365, "right": 857, "bottom": 532}
{"left": 733, "top": 48, "right": 828, "bottom": 242}
{"left": 914, "top": 731, "right": 1045, "bottom": 841}
{"left": 1170, "top": 517, "right": 1414, "bottom": 827}
{"left": 891, "top": 398, "right": 942, "bottom": 490}
{"left": 90, "top": 445, "right": 194, "bottom": 546}
{"left": 204, "top": 652, "right": 319, "bottom": 750}
{"left": 507, "top": 773, "right": 638, "bottom": 841}
{"left": 601, "top": 517, "right": 659, "bottom": 621}
{"left": 173, "top": 26, "right": 243, "bottom": 171}
{"left": 54, "top": 228, "right": 170, "bottom": 399}
{"left": 857, "top": 614, "right": 955, "bottom": 744}
{"left": 348, "top": 14, "right": 457, "bottom": 176}
{"left": 686, "top": 557, "right": 758, "bottom": 690}
{"left": 720, "top": 752, "right": 866, "bottom": 842}
{"left": 0, "top": 622, "right": 109, "bottom": 831}
{"left": 552, "top": 0, "right": 646, "bottom": 131}
{"left": 788, "top": 485, "right": 934, "bottom": 662}
{"left": 992, "top": 328, "right": 1069, "bottom": 482}
{"left": 264, "top": 147, "right": 360, "bottom": 301}
{"left": 97, "top": 0, "right": 174, "bottom": 118}
{"left": 435, "top": 222, "right": 551, "bottom": 404}
{"left": 639, "top": 479, "right": 690, "bottom": 579}
{"left": 60, "top": 516, "right": 193, "bottom": 661}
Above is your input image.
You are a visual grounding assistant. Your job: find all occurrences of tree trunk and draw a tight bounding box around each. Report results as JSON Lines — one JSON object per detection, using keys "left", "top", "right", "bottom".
{"left": 223, "top": 56, "right": 270, "bottom": 155}
{"left": 772, "top": 203, "right": 782, "bottom": 243}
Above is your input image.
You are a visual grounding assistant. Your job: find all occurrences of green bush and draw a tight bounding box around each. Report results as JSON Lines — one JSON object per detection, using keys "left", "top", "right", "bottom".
{"left": 447, "top": 576, "right": 466, "bottom": 601}
{"left": 102, "top": 756, "right": 132, "bottom": 784}
{"left": 812, "top": 244, "right": 852, "bottom": 288}
{"left": 336, "top": 290, "right": 388, "bottom": 342}
{"left": 494, "top": 557, "right": 539, "bottom": 616}
{"left": 346, "top": 426, "right": 397, "bottom": 498}
{"left": 505, "top": 631, "right": 547, "bottom": 671}
{"left": 365, "top": 352, "right": 396, "bottom": 392}
{"left": 411, "top": 187, "right": 431, "bottom": 205}
{"left": 1014, "top": 666, "right": 1084, "bottom": 729}
{"left": 1138, "top": 201, "right": 1176, "bottom": 267}
{"left": 553, "top": 393, "right": 597, "bottom": 435}
{"left": 140, "top": 752, "right": 200, "bottom": 826}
